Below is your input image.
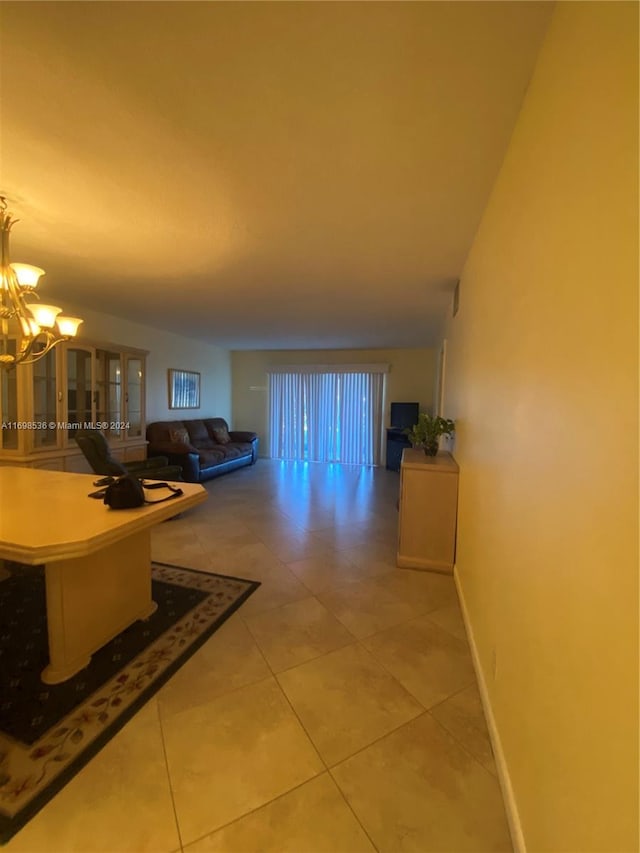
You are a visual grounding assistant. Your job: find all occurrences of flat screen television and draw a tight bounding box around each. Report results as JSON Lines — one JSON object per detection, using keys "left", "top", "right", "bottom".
{"left": 390, "top": 402, "right": 419, "bottom": 430}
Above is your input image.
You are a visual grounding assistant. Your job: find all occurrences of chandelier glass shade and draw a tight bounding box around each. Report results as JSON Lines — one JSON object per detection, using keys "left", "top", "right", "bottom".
{"left": 0, "top": 196, "right": 82, "bottom": 368}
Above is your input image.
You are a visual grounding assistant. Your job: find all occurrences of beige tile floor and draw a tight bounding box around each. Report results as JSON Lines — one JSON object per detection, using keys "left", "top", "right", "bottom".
{"left": 6, "top": 460, "right": 512, "bottom": 853}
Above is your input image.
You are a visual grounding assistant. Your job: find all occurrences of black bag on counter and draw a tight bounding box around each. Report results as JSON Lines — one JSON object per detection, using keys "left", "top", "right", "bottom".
{"left": 103, "top": 474, "right": 145, "bottom": 508}
{"left": 103, "top": 474, "right": 182, "bottom": 509}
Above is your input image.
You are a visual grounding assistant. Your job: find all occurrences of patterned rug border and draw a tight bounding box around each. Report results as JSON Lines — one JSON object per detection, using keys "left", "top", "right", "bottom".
{"left": 0, "top": 562, "right": 260, "bottom": 845}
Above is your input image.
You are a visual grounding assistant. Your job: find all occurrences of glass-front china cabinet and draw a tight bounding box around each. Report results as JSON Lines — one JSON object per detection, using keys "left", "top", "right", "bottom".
{"left": 0, "top": 340, "right": 148, "bottom": 472}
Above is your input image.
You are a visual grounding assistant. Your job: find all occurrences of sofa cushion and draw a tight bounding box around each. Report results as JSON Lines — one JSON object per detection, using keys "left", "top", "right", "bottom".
{"left": 229, "top": 441, "right": 253, "bottom": 455}
{"left": 211, "top": 425, "right": 231, "bottom": 445}
{"left": 216, "top": 445, "right": 242, "bottom": 460}
{"left": 186, "top": 420, "right": 216, "bottom": 449}
{"left": 147, "top": 420, "right": 187, "bottom": 445}
{"left": 168, "top": 426, "right": 190, "bottom": 446}
{"left": 198, "top": 448, "right": 226, "bottom": 467}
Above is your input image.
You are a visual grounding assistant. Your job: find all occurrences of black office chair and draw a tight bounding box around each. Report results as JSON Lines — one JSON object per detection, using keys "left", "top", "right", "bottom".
{"left": 75, "top": 429, "right": 183, "bottom": 481}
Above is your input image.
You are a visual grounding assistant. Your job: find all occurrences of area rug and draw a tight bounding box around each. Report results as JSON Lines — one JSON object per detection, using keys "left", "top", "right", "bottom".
{"left": 0, "top": 560, "right": 260, "bottom": 844}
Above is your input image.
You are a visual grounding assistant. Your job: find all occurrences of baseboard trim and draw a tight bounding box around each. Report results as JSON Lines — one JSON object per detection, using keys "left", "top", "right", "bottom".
{"left": 454, "top": 564, "right": 526, "bottom": 853}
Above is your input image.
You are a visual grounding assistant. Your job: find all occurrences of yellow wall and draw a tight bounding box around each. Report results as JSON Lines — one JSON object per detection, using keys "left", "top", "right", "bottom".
{"left": 231, "top": 348, "right": 437, "bottom": 455}
{"left": 443, "top": 3, "right": 638, "bottom": 850}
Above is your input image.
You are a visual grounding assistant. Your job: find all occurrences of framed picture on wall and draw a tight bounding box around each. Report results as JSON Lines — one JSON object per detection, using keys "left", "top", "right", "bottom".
{"left": 168, "top": 369, "right": 201, "bottom": 409}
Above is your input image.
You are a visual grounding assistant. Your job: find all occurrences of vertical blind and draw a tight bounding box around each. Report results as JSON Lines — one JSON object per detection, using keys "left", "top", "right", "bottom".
{"left": 268, "top": 367, "right": 385, "bottom": 465}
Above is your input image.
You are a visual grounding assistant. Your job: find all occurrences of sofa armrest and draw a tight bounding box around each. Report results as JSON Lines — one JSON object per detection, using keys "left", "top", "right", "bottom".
{"left": 173, "top": 452, "right": 200, "bottom": 483}
{"left": 229, "top": 431, "right": 257, "bottom": 443}
{"left": 229, "top": 431, "right": 259, "bottom": 464}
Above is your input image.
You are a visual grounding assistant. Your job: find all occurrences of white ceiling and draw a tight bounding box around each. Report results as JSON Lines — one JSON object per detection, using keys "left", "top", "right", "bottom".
{"left": 1, "top": 1, "right": 552, "bottom": 350}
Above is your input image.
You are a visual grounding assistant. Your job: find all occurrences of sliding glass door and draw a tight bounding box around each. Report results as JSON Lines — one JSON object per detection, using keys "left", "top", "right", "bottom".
{"left": 268, "top": 368, "right": 385, "bottom": 465}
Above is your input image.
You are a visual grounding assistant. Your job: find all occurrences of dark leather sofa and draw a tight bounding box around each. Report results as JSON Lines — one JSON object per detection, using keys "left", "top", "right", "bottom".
{"left": 146, "top": 418, "right": 258, "bottom": 483}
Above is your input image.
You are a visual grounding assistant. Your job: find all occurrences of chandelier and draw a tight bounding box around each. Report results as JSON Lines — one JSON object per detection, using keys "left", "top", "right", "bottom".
{"left": 0, "top": 196, "right": 83, "bottom": 368}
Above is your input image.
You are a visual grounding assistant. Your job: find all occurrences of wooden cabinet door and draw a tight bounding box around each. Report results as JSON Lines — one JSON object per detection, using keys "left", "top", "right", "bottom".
{"left": 397, "top": 449, "right": 459, "bottom": 573}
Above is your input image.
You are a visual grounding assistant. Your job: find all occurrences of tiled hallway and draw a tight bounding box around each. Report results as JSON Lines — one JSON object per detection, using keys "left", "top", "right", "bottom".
{"left": 7, "top": 460, "right": 511, "bottom": 852}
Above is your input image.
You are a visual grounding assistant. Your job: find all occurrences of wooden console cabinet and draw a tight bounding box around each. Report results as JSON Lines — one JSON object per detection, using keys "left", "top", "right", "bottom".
{"left": 397, "top": 448, "right": 459, "bottom": 573}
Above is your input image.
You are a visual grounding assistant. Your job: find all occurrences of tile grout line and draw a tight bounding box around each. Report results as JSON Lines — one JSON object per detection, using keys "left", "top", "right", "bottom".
{"left": 240, "top": 585, "right": 411, "bottom": 848}
{"left": 327, "top": 775, "right": 381, "bottom": 853}
{"left": 155, "top": 462, "right": 497, "bottom": 852}
{"left": 351, "top": 619, "right": 496, "bottom": 775}
{"left": 248, "top": 623, "right": 331, "bottom": 775}
{"left": 271, "top": 657, "right": 383, "bottom": 853}
{"left": 425, "top": 708, "right": 502, "bottom": 783}
{"left": 238, "top": 563, "right": 464, "bottom": 672}
{"left": 172, "top": 615, "right": 329, "bottom": 847}
{"left": 427, "top": 673, "right": 503, "bottom": 766}
{"left": 154, "top": 697, "right": 186, "bottom": 853}
{"left": 326, "top": 707, "right": 430, "bottom": 770}
{"left": 350, "top": 635, "right": 433, "bottom": 709}
{"left": 242, "top": 597, "right": 359, "bottom": 673}
{"left": 180, "top": 773, "right": 347, "bottom": 851}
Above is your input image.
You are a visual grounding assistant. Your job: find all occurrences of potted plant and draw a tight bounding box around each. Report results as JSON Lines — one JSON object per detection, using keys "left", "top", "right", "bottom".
{"left": 405, "top": 413, "right": 455, "bottom": 457}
